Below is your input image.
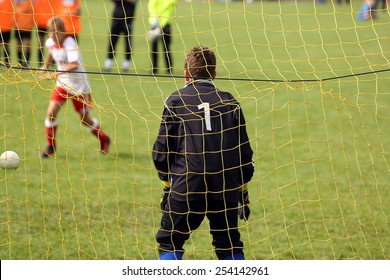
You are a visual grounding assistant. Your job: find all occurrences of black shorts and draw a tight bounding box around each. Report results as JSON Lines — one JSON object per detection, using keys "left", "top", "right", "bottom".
{"left": 0, "top": 31, "right": 11, "bottom": 44}
{"left": 110, "top": 19, "right": 134, "bottom": 36}
{"left": 156, "top": 197, "right": 244, "bottom": 260}
{"left": 15, "top": 29, "right": 32, "bottom": 40}
{"left": 37, "top": 26, "right": 47, "bottom": 37}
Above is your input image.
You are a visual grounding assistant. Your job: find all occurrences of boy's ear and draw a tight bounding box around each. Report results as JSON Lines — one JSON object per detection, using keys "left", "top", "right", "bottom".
{"left": 184, "top": 69, "right": 191, "bottom": 83}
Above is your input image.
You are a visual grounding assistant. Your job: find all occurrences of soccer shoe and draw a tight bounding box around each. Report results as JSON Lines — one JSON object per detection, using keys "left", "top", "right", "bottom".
{"left": 122, "top": 60, "right": 131, "bottom": 72}
{"left": 100, "top": 137, "right": 110, "bottom": 154}
{"left": 21, "top": 61, "right": 30, "bottom": 69}
{"left": 40, "top": 145, "right": 55, "bottom": 158}
{"left": 102, "top": 58, "right": 113, "bottom": 72}
{"left": 223, "top": 254, "right": 245, "bottom": 260}
{"left": 159, "top": 252, "right": 183, "bottom": 260}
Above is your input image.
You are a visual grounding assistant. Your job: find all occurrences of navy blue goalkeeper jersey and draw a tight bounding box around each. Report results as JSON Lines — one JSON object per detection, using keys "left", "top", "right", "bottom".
{"left": 152, "top": 80, "right": 254, "bottom": 202}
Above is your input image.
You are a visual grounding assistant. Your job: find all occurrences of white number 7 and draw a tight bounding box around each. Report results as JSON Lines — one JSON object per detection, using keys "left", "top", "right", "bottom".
{"left": 198, "top": 102, "right": 212, "bottom": 131}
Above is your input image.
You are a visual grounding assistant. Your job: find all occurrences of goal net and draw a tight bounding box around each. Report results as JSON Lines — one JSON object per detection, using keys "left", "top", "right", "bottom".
{"left": 0, "top": 0, "right": 389, "bottom": 260}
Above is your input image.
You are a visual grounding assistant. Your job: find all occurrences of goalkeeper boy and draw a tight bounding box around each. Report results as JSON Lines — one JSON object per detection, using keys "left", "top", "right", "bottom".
{"left": 152, "top": 45, "right": 254, "bottom": 260}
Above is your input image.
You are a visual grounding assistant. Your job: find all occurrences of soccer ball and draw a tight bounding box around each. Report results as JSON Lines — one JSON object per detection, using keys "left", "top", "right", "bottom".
{"left": 0, "top": 151, "right": 20, "bottom": 169}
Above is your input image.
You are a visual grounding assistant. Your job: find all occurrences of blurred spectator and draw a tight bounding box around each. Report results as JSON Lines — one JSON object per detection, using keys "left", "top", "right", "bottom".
{"left": 34, "top": 0, "right": 60, "bottom": 66}
{"left": 58, "top": 0, "right": 82, "bottom": 41}
{"left": 15, "top": 0, "right": 36, "bottom": 68}
{"left": 358, "top": 0, "right": 379, "bottom": 20}
{"left": 0, "top": 0, "right": 14, "bottom": 67}
{"left": 148, "top": 0, "right": 176, "bottom": 75}
{"left": 103, "top": 0, "right": 137, "bottom": 72}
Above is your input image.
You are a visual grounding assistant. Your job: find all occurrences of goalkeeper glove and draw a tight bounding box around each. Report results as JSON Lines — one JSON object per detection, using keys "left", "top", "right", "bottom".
{"left": 160, "top": 181, "right": 170, "bottom": 211}
{"left": 238, "top": 188, "right": 250, "bottom": 221}
{"left": 149, "top": 18, "right": 159, "bottom": 30}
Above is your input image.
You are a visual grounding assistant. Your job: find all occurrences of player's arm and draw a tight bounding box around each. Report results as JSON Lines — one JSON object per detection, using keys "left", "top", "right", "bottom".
{"left": 235, "top": 104, "right": 254, "bottom": 184}
{"left": 152, "top": 100, "right": 178, "bottom": 212}
{"left": 152, "top": 100, "right": 177, "bottom": 178}
{"left": 63, "top": 61, "right": 79, "bottom": 72}
{"left": 71, "top": 1, "right": 81, "bottom": 16}
{"left": 47, "top": 61, "right": 78, "bottom": 78}
{"left": 39, "top": 54, "right": 54, "bottom": 73}
{"left": 235, "top": 102, "right": 254, "bottom": 221}
{"left": 238, "top": 183, "right": 250, "bottom": 221}
{"left": 153, "top": 105, "right": 175, "bottom": 211}
{"left": 38, "top": 54, "right": 58, "bottom": 80}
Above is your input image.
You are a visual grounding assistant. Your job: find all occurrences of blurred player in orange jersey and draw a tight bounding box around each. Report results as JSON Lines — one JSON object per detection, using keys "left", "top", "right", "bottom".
{"left": 0, "top": 0, "right": 14, "bottom": 67}
{"left": 14, "top": 0, "right": 36, "bottom": 68}
{"left": 33, "top": 0, "right": 61, "bottom": 65}
{"left": 58, "top": 0, "right": 81, "bottom": 41}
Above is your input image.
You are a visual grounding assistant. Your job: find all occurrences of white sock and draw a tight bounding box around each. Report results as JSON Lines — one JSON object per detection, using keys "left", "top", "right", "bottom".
{"left": 89, "top": 118, "right": 99, "bottom": 132}
{"left": 122, "top": 59, "right": 131, "bottom": 69}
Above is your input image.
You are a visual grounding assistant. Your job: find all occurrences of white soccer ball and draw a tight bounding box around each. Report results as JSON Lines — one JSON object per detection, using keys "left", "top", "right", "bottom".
{"left": 0, "top": 151, "right": 20, "bottom": 169}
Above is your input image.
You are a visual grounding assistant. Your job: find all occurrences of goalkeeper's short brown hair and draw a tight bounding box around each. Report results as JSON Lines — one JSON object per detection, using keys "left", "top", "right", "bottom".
{"left": 184, "top": 45, "right": 216, "bottom": 80}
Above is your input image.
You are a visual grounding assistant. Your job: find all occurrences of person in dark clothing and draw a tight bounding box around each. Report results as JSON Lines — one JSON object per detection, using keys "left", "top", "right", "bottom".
{"left": 152, "top": 45, "right": 254, "bottom": 260}
{"left": 103, "top": 0, "right": 137, "bottom": 72}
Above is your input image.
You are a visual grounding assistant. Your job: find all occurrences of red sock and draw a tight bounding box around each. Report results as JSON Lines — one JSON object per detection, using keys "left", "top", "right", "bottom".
{"left": 91, "top": 126, "right": 109, "bottom": 142}
{"left": 90, "top": 118, "right": 109, "bottom": 142}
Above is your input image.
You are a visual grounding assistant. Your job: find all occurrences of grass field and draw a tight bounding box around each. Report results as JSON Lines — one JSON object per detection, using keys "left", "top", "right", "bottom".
{"left": 0, "top": 0, "right": 389, "bottom": 260}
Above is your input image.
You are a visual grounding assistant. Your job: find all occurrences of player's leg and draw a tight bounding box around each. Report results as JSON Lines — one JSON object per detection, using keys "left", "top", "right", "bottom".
{"left": 0, "top": 31, "right": 11, "bottom": 67}
{"left": 15, "top": 30, "right": 32, "bottom": 67}
{"left": 41, "top": 88, "right": 66, "bottom": 158}
{"left": 207, "top": 200, "right": 245, "bottom": 260}
{"left": 150, "top": 38, "right": 159, "bottom": 74}
{"left": 72, "top": 94, "right": 110, "bottom": 154}
{"left": 15, "top": 29, "right": 23, "bottom": 66}
{"left": 37, "top": 27, "right": 46, "bottom": 66}
{"left": 122, "top": 19, "right": 134, "bottom": 71}
{"left": 104, "top": 20, "right": 122, "bottom": 71}
{"left": 161, "top": 25, "right": 173, "bottom": 74}
{"left": 156, "top": 198, "right": 206, "bottom": 260}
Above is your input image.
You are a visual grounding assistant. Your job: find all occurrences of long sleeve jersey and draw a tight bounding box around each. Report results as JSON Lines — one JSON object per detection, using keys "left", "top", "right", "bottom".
{"left": 152, "top": 80, "right": 254, "bottom": 202}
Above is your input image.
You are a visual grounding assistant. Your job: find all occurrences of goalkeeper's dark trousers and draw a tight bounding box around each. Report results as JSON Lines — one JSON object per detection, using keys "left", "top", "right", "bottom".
{"left": 156, "top": 197, "right": 244, "bottom": 260}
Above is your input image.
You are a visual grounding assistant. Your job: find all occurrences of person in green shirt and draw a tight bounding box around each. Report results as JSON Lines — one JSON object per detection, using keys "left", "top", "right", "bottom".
{"left": 148, "top": 0, "right": 176, "bottom": 74}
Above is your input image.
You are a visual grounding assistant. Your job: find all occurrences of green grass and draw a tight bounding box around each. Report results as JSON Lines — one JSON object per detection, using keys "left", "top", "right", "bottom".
{"left": 0, "top": 0, "right": 389, "bottom": 260}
